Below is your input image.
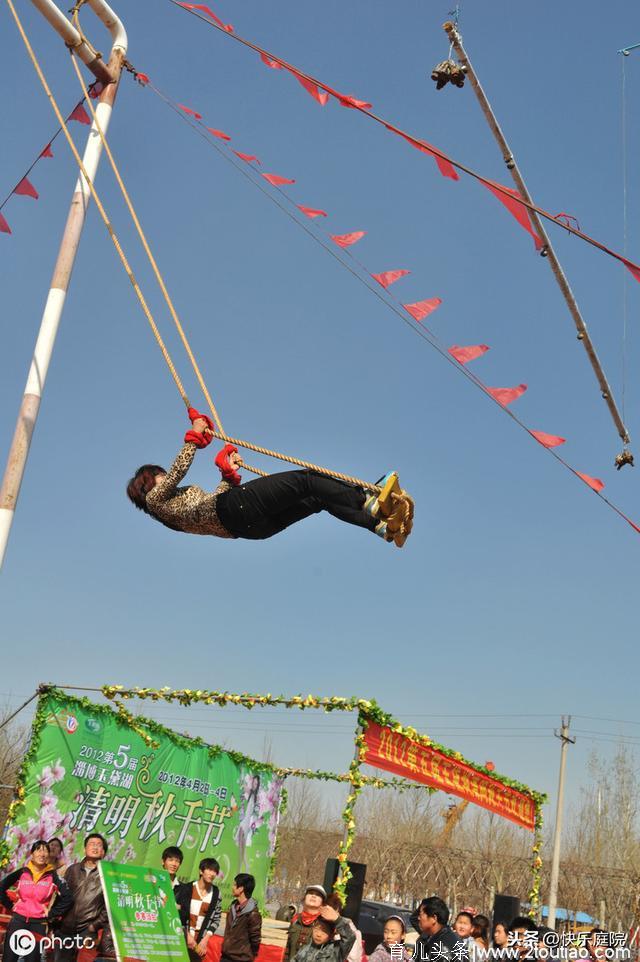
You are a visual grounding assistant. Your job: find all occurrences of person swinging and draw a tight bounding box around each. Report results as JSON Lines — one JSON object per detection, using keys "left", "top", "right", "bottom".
{"left": 126, "top": 409, "right": 413, "bottom": 547}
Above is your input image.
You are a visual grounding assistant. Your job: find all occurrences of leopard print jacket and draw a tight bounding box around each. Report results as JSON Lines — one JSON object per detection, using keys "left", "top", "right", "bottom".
{"left": 145, "top": 442, "right": 236, "bottom": 538}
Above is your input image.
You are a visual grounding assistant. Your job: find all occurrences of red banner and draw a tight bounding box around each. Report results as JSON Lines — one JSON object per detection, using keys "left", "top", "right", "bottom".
{"left": 362, "top": 720, "right": 536, "bottom": 830}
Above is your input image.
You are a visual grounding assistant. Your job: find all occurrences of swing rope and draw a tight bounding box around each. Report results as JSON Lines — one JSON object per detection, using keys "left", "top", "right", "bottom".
{"left": 6, "top": 0, "right": 400, "bottom": 499}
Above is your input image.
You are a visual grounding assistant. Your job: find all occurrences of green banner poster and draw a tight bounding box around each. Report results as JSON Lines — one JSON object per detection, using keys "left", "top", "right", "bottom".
{"left": 100, "top": 861, "right": 189, "bottom": 962}
{"left": 3, "top": 691, "right": 283, "bottom": 905}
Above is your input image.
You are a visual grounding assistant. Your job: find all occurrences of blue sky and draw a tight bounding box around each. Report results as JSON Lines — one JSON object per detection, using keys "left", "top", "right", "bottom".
{"left": 1, "top": 0, "right": 639, "bottom": 829}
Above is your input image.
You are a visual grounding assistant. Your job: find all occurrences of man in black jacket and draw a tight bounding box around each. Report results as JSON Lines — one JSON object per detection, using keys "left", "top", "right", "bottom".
{"left": 55, "top": 833, "right": 113, "bottom": 962}
{"left": 410, "top": 897, "right": 468, "bottom": 962}
{"left": 174, "top": 857, "right": 222, "bottom": 962}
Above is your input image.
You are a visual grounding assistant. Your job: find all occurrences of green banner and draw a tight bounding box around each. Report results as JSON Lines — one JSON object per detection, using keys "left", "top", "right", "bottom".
{"left": 100, "top": 861, "right": 189, "bottom": 962}
{"left": 3, "top": 692, "right": 283, "bottom": 905}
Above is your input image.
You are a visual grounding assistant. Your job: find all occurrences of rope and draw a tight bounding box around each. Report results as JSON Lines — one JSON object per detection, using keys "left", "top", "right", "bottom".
{"left": 69, "top": 15, "right": 225, "bottom": 438}
{"left": 5, "top": 0, "right": 391, "bottom": 499}
{"left": 67, "top": 29, "right": 386, "bottom": 493}
{"left": 3, "top": 0, "right": 191, "bottom": 406}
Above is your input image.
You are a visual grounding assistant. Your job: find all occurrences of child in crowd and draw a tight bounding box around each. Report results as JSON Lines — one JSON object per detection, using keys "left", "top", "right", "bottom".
{"left": 368, "top": 915, "right": 413, "bottom": 962}
{"left": 292, "top": 904, "right": 356, "bottom": 962}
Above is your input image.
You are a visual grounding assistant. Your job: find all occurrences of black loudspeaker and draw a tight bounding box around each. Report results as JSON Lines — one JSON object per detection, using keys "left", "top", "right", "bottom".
{"left": 493, "top": 894, "right": 521, "bottom": 927}
{"left": 323, "top": 858, "right": 367, "bottom": 923}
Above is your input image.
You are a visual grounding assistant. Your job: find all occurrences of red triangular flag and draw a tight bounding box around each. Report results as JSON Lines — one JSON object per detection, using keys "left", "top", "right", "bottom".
{"left": 178, "top": 103, "right": 202, "bottom": 121}
{"left": 391, "top": 128, "right": 459, "bottom": 181}
{"left": 448, "top": 344, "right": 489, "bottom": 365}
{"left": 261, "top": 52, "right": 283, "bottom": 69}
{"left": 403, "top": 297, "right": 442, "bottom": 322}
{"left": 14, "top": 177, "right": 38, "bottom": 200}
{"left": 484, "top": 181, "right": 543, "bottom": 250}
{"left": 293, "top": 74, "right": 329, "bottom": 106}
{"left": 487, "top": 384, "right": 528, "bottom": 406}
{"left": 0, "top": 212, "right": 11, "bottom": 234}
{"left": 530, "top": 430, "right": 566, "bottom": 448}
{"left": 89, "top": 82, "right": 104, "bottom": 99}
{"left": 337, "top": 93, "right": 372, "bottom": 110}
{"left": 262, "top": 172, "right": 295, "bottom": 187}
{"left": 622, "top": 257, "right": 640, "bottom": 284}
{"left": 330, "top": 231, "right": 366, "bottom": 248}
{"left": 576, "top": 471, "right": 604, "bottom": 493}
{"left": 40, "top": 143, "right": 54, "bottom": 159}
{"left": 297, "top": 204, "right": 328, "bottom": 219}
{"left": 175, "top": 2, "right": 233, "bottom": 32}
{"left": 207, "top": 127, "right": 231, "bottom": 141}
{"left": 233, "top": 151, "right": 261, "bottom": 165}
{"left": 69, "top": 103, "right": 90, "bottom": 125}
{"left": 372, "top": 269, "right": 410, "bottom": 289}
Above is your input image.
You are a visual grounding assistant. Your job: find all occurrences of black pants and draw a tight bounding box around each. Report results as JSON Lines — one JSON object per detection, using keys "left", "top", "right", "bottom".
{"left": 216, "top": 470, "right": 377, "bottom": 540}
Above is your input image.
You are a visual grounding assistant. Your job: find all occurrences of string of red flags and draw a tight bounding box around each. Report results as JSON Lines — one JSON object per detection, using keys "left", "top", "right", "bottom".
{"left": 0, "top": 85, "right": 99, "bottom": 235}
{"left": 131, "top": 69, "right": 640, "bottom": 538}
{"left": 168, "top": 0, "right": 640, "bottom": 285}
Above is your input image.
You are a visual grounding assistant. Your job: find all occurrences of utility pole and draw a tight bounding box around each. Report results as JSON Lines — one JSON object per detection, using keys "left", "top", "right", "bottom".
{"left": 442, "top": 21, "right": 632, "bottom": 462}
{"left": 547, "top": 716, "right": 576, "bottom": 929}
{"left": 0, "top": 0, "right": 127, "bottom": 569}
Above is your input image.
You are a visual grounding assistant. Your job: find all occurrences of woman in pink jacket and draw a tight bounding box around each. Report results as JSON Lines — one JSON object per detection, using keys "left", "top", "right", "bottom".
{"left": 0, "top": 840, "right": 72, "bottom": 962}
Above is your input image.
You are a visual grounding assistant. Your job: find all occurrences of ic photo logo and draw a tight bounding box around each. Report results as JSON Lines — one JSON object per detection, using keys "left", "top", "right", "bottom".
{"left": 9, "top": 929, "right": 36, "bottom": 957}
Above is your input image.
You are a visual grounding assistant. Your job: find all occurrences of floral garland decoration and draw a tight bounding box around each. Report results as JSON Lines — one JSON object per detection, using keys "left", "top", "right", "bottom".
{"left": 332, "top": 727, "right": 367, "bottom": 902}
{"left": 527, "top": 806, "right": 544, "bottom": 920}
{"left": 100, "top": 686, "right": 546, "bottom": 807}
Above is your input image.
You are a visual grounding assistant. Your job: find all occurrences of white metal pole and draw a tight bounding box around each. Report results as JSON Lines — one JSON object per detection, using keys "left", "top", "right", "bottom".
{"left": 0, "top": 1, "right": 127, "bottom": 569}
{"left": 546, "top": 716, "right": 575, "bottom": 929}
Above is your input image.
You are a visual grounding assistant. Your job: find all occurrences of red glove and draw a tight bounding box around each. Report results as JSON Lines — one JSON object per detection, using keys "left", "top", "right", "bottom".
{"left": 187, "top": 407, "right": 215, "bottom": 432}
{"left": 185, "top": 407, "right": 216, "bottom": 449}
{"left": 215, "top": 444, "right": 242, "bottom": 486}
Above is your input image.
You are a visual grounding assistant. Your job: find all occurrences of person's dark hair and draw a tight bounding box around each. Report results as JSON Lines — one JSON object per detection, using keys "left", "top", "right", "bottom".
{"left": 509, "top": 917, "right": 536, "bottom": 932}
{"left": 126, "top": 465, "right": 184, "bottom": 532}
{"left": 472, "top": 915, "right": 490, "bottom": 949}
{"left": 235, "top": 873, "right": 255, "bottom": 897}
{"left": 85, "top": 833, "right": 108, "bottom": 855}
{"left": 30, "top": 839, "right": 50, "bottom": 854}
{"left": 162, "top": 846, "right": 184, "bottom": 864}
{"left": 48, "top": 837, "right": 63, "bottom": 849}
{"left": 420, "top": 897, "right": 449, "bottom": 927}
{"left": 384, "top": 915, "right": 407, "bottom": 934}
{"left": 313, "top": 918, "right": 336, "bottom": 936}
{"left": 199, "top": 858, "right": 220, "bottom": 874}
{"left": 326, "top": 892, "right": 344, "bottom": 911}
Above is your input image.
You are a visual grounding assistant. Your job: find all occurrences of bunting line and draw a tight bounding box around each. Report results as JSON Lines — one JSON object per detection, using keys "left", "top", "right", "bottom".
{"left": 167, "top": 0, "right": 640, "bottom": 284}
{"left": 0, "top": 85, "right": 99, "bottom": 232}
{"left": 133, "top": 71, "right": 640, "bottom": 536}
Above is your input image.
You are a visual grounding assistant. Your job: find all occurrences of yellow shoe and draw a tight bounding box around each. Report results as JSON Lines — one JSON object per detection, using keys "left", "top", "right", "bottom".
{"left": 376, "top": 472, "right": 401, "bottom": 518}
